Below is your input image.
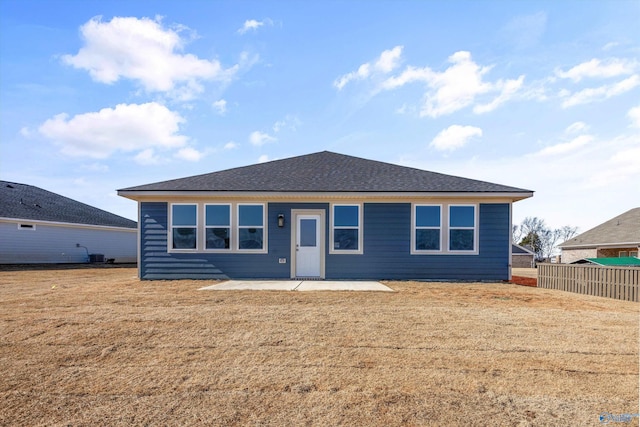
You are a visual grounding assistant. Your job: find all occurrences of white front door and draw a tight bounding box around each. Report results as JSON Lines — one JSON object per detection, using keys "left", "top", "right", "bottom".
{"left": 295, "top": 214, "right": 321, "bottom": 278}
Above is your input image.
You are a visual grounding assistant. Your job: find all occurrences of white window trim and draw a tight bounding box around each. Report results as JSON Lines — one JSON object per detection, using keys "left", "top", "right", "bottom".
{"left": 169, "top": 203, "right": 198, "bottom": 252}
{"left": 448, "top": 204, "right": 478, "bottom": 254}
{"left": 330, "top": 203, "right": 363, "bottom": 255}
{"left": 411, "top": 203, "right": 479, "bottom": 255}
{"left": 236, "top": 203, "right": 267, "bottom": 253}
{"left": 18, "top": 223, "right": 36, "bottom": 231}
{"left": 204, "top": 203, "right": 232, "bottom": 252}
{"left": 411, "top": 204, "right": 442, "bottom": 254}
{"left": 168, "top": 202, "right": 268, "bottom": 254}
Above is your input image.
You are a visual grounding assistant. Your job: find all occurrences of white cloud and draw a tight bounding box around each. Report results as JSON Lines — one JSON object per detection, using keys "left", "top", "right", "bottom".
{"left": 555, "top": 58, "right": 638, "bottom": 82}
{"left": 38, "top": 102, "right": 187, "bottom": 159}
{"left": 175, "top": 147, "right": 204, "bottom": 162}
{"left": 584, "top": 138, "right": 640, "bottom": 189}
{"left": 430, "top": 125, "right": 482, "bottom": 152}
{"left": 374, "top": 45, "right": 403, "bottom": 73}
{"left": 627, "top": 105, "right": 640, "bottom": 128}
{"left": 560, "top": 75, "right": 640, "bottom": 108}
{"left": 212, "top": 99, "right": 227, "bottom": 115}
{"left": 224, "top": 141, "right": 238, "bottom": 150}
{"left": 134, "top": 148, "right": 162, "bottom": 165}
{"left": 81, "top": 162, "right": 109, "bottom": 172}
{"left": 379, "top": 51, "right": 524, "bottom": 117}
{"left": 473, "top": 75, "right": 525, "bottom": 114}
{"left": 420, "top": 52, "right": 493, "bottom": 117}
{"left": 535, "top": 134, "right": 593, "bottom": 156}
{"left": 273, "top": 114, "right": 301, "bottom": 133}
{"left": 249, "top": 130, "right": 277, "bottom": 146}
{"left": 334, "top": 63, "right": 371, "bottom": 90}
{"left": 258, "top": 154, "right": 270, "bottom": 163}
{"left": 380, "top": 65, "right": 433, "bottom": 90}
{"left": 63, "top": 16, "right": 235, "bottom": 99}
{"left": 237, "top": 18, "right": 273, "bottom": 35}
{"left": 565, "top": 121, "right": 590, "bottom": 134}
{"left": 334, "top": 46, "right": 403, "bottom": 90}
{"left": 19, "top": 127, "right": 33, "bottom": 138}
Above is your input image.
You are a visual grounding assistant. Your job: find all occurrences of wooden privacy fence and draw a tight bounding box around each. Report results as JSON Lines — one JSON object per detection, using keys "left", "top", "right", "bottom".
{"left": 538, "top": 263, "right": 639, "bottom": 302}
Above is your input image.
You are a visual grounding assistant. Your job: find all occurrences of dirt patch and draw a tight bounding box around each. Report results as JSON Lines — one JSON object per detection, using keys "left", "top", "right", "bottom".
{"left": 510, "top": 275, "right": 537, "bottom": 287}
{"left": 1, "top": 268, "right": 638, "bottom": 426}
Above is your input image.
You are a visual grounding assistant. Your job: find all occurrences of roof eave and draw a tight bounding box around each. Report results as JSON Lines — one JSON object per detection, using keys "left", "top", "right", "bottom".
{"left": 118, "top": 190, "right": 533, "bottom": 202}
{"left": 0, "top": 216, "right": 137, "bottom": 231}
{"left": 560, "top": 241, "right": 640, "bottom": 249}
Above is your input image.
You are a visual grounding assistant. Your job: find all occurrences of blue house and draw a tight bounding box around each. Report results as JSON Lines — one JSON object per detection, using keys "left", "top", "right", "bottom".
{"left": 118, "top": 151, "right": 533, "bottom": 281}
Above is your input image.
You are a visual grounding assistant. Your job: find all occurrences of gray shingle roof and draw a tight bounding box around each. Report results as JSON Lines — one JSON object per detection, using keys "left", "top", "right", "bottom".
{"left": 512, "top": 244, "right": 534, "bottom": 255}
{"left": 559, "top": 208, "right": 640, "bottom": 247}
{"left": 0, "top": 181, "right": 137, "bottom": 228}
{"left": 119, "top": 151, "right": 532, "bottom": 194}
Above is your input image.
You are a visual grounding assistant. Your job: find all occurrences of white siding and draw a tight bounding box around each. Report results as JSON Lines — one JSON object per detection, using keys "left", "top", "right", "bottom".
{"left": 0, "top": 220, "right": 137, "bottom": 264}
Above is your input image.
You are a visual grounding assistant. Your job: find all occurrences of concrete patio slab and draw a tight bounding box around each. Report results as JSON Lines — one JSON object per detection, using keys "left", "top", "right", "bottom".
{"left": 199, "top": 280, "right": 393, "bottom": 292}
{"left": 295, "top": 281, "right": 393, "bottom": 292}
{"left": 199, "top": 280, "right": 301, "bottom": 291}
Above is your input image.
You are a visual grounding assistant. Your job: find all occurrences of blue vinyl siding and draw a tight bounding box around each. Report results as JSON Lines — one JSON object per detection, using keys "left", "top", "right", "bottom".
{"left": 326, "top": 203, "right": 509, "bottom": 280}
{"left": 139, "top": 201, "right": 510, "bottom": 280}
{"left": 139, "top": 202, "right": 326, "bottom": 280}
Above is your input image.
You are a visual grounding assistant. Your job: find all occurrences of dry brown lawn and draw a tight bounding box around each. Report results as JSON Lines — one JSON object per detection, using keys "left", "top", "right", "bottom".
{"left": 0, "top": 266, "right": 638, "bottom": 426}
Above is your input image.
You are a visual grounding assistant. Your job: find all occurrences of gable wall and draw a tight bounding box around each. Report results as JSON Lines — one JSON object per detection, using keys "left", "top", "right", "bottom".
{"left": 139, "top": 201, "right": 510, "bottom": 280}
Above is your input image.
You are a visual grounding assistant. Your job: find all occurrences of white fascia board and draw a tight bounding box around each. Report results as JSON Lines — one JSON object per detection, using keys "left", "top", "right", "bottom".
{"left": 118, "top": 190, "right": 533, "bottom": 202}
{"left": 0, "top": 217, "right": 137, "bottom": 232}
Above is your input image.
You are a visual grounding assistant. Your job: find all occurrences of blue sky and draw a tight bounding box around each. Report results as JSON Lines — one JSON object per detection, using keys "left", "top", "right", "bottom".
{"left": 1, "top": 0, "right": 638, "bottom": 233}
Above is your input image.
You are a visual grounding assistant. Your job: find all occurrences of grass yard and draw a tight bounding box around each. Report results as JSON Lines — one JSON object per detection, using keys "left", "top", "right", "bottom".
{"left": 0, "top": 266, "right": 638, "bottom": 426}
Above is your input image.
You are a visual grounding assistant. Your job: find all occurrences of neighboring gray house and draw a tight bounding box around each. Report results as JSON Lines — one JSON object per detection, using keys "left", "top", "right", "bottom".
{"left": 511, "top": 243, "right": 535, "bottom": 268}
{"left": 559, "top": 207, "right": 640, "bottom": 264}
{"left": 0, "top": 181, "right": 137, "bottom": 264}
{"left": 118, "top": 151, "right": 533, "bottom": 281}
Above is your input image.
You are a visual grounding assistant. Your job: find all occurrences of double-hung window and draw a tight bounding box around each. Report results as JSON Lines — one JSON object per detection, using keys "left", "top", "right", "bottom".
{"left": 205, "top": 204, "right": 231, "bottom": 250}
{"left": 332, "top": 204, "right": 361, "bottom": 253}
{"left": 171, "top": 204, "right": 197, "bottom": 250}
{"left": 238, "top": 204, "right": 265, "bottom": 250}
{"left": 414, "top": 205, "right": 441, "bottom": 252}
{"left": 449, "top": 205, "right": 476, "bottom": 251}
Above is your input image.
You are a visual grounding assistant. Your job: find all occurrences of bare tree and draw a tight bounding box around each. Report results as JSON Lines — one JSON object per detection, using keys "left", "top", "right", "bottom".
{"left": 514, "top": 217, "right": 579, "bottom": 261}
{"left": 556, "top": 225, "right": 579, "bottom": 245}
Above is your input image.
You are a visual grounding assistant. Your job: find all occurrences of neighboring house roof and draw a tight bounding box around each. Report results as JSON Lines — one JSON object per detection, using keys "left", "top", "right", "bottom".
{"left": 573, "top": 257, "right": 640, "bottom": 266}
{"left": 119, "top": 151, "right": 533, "bottom": 197}
{"left": 559, "top": 208, "right": 640, "bottom": 248}
{"left": 512, "top": 243, "right": 535, "bottom": 255}
{"left": 0, "top": 181, "right": 137, "bottom": 229}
